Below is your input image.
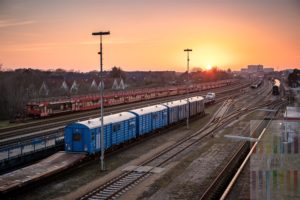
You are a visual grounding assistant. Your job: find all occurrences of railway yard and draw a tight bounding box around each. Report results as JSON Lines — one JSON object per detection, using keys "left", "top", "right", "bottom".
{"left": 0, "top": 77, "right": 297, "bottom": 200}
{"left": 1, "top": 0, "right": 299, "bottom": 199}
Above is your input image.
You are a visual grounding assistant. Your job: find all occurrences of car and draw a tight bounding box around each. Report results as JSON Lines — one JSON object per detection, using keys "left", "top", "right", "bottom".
{"left": 205, "top": 92, "right": 216, "bottom": 104}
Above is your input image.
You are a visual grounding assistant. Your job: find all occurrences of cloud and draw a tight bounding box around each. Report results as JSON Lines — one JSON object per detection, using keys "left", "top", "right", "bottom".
{"left": 0, "top": 19, "right": 35, "bottom": 28}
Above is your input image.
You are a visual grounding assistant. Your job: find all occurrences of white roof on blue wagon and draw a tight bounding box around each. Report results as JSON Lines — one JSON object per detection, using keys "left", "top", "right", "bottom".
{"left": 188, "top": 96, "right": 204, "bottom": 102}
{"left": 77, "top": 112, "right": 136, "bottom": 129}
{"left": 163, "top": 99, "right": 188, "bottom": 108}
{"left": 130, "top": 104, "right": 167, "bottom": 115}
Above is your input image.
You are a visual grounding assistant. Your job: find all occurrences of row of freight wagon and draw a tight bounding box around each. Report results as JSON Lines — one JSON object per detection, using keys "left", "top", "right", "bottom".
{"left": 65, "top": 96, "right": 205, "bottom": 154}
{"left": 26, "top": 79, "right": 231, "bottom": 118}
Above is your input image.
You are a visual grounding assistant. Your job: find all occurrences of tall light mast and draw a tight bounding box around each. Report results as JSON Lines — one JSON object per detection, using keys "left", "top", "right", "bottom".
{"left": 184, "top": 48, "right": 192, "bottom": 129}
{"left": 92, "top": 31, "right": 110, "bottom": 171}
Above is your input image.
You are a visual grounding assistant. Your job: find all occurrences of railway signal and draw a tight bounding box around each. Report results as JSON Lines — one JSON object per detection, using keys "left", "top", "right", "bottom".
{"left": 92, "top": 31, "right": 110, "bottom": 171}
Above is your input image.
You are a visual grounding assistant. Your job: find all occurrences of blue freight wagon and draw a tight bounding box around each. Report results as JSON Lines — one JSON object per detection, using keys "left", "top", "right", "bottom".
{"left": 64, "top": 95, "right": 207, "bottom": 155}
{"left": 64, "top": 112, "right": 137, "bottom": 154}
{"left": 188, "top": 96, "right": 205, "bottom": 116}
{"left": 163, "top": 100, "right": 188, "bottom": 124}
{"left": 129, "top": 105, "right": 168, "bottom": 136}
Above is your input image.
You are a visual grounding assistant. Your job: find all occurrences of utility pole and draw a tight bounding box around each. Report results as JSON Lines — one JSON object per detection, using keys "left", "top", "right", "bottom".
{"left": 92, "top": 31, "right": 110, "bottom": 171}
{"left": 184, "top": 48, "right": 192, "bottom": 129}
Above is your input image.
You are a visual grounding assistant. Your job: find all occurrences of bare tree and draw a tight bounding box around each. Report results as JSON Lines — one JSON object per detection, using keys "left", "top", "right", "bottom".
{"left": 191, "top": 67, "right": 202, "bottom": 73}
{"left": 110, "top": 66, "right": 126, "bottom": 80}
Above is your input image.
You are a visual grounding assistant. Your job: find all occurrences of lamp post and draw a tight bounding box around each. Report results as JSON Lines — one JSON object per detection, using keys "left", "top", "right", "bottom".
{"left": 184, "top": 48, "right": 192, "bottom": 129}
{"left": 92, "top": 31, "right": 110, "bottom": 171}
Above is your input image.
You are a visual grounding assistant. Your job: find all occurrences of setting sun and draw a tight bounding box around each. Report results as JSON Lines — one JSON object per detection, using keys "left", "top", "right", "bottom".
{"left": 206, "top": 64, "right": 212, "bottom": 70}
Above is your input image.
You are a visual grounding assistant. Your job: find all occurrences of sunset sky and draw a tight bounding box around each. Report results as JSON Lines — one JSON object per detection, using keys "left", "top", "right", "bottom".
{"left": 0, "top": 0, "right": 299, "bottom": 72}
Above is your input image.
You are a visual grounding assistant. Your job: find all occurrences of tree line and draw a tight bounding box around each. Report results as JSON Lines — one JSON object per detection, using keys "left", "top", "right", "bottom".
{"left": 0, "top": 67, "right": 232, "bottom": 120}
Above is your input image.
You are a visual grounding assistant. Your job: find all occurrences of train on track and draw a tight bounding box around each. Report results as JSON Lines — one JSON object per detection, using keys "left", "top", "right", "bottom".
{"left": 0, "top": 95, "right": 211, "bottom": 194}
{"left": 250, "top": 79, "right": 263, "bottom": 89}
{"left": 272, "top": 79, "right": 281, "bottom": 95}
{"left": 26, "top": 79, "right": 235, "bottom": 118}
{"left": 65, "top": 96, "right": 205, "bottom": 154}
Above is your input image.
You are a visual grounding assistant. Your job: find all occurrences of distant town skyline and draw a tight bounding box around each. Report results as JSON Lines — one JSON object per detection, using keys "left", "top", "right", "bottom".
{"left": 0, "top": 0, "right": 299, "bottom": 72}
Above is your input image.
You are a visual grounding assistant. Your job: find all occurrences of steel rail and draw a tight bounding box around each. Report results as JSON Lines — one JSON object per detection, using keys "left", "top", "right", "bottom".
{"left": 199, "top": 101, "right": 283, "bottom": 200}
{"left": 79, "top": 93, "right": 280, "bottom": 200}
{"left": 0, "top": 81, "right": 247, "bottom": 135}
{"left": 0, "top": 83, "right": 251, "bottom": 147}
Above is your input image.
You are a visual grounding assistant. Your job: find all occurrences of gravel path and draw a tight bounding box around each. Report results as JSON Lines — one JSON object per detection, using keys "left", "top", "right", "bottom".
{"left": 142, "top": 142, "right": 237, "bottom": 200}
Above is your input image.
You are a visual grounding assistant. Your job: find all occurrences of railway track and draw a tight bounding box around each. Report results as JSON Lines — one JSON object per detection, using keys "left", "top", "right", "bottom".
{"left": 0, "top": 82, "right": 251, "bottom": 146}
{"left": 0, "top": 81, "right": 245, "bottom": 135}
{"left": 219, "top": 101, "right": 286, "bottom": 200}
{"left": 0, "top": 94, "right": 234, "bottom": 149}
{"left": 79, "top": 90, "right": 280, "bottom": 200}
{"left": 79, "top": 100, "right": 233, "bottom": 200}
{"left": 199, "top": 101, "right": 284, "bottom": 200}
{"left": 0, "top": 83, "right": 243, "bottom": 134}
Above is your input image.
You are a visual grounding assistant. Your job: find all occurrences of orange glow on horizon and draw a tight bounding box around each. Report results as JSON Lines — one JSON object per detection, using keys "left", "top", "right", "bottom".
{"left": 0, "top": 1, "right": 299, "bottom": 72}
